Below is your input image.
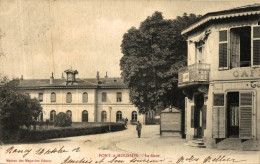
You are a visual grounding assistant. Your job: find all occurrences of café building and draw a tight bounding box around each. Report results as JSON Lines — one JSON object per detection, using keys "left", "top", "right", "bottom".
{"left": 178, "top": 4, "right": 260, "bottom": 150}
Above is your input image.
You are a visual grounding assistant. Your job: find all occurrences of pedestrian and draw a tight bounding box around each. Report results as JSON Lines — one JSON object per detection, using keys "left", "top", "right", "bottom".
{"left": 136, "top": 121, "right": 142, "bottom": 138}
{"left": 125, "top": 117, "right": 128, "bottom": 128}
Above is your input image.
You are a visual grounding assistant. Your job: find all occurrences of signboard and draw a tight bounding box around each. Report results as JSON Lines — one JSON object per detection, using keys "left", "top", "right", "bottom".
{"left": 182, "top": 72, "right": 189, "bottom": 82}
{"left": 160, "top": 113, "right": 181, "bottom": 131}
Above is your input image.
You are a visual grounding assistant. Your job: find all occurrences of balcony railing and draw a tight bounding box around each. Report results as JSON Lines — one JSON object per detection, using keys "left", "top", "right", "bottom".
{"left": 178, "top": 63, "right": 210, "bottom": 87}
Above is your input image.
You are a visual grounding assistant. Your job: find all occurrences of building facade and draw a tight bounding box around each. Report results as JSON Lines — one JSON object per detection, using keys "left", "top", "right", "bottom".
{"left": 178, "top": 4, "right": 260, "bottom": 150}
{"left": 19, "top": 69, "right": 144, "bottom": 124}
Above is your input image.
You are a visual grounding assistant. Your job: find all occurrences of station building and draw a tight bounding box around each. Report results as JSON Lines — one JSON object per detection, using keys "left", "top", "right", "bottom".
{"left": 178, "top": 4, "right": 260, "bottom": 150}
{"left": 19, "top": 69, "right": 145, "bottom": 124}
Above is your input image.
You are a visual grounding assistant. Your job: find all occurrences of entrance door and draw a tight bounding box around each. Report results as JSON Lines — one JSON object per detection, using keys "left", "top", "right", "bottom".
{"left": 194, "top": 94, "right": 205, "bottom": 138}
{"left": 227, "top": 92, "right": 239, "bottom": 138}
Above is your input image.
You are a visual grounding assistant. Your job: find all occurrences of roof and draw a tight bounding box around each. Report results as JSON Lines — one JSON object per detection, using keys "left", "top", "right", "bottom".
{"left": 18, "top": 77, "right": 127, "bottom": 89}
{"left": 182, "top": 3, "right": 260, "bottom": 35}
{"left": 161, "top": 107, "right": 181, "bottom": 113}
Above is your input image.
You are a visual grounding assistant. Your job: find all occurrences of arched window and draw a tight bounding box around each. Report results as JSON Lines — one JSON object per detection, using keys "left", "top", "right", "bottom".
{"left": 82, "top": 110, "right": 88, "bottom": 122}
{"left": 116, "top": 111, "right": 122, "bottom": 122}
{"left": 82, "top": 92, "right": 88, "bottom": 103}
{"left": 66, "top": 92, "right": 72, "bottom": 103}
{"left": 51, "top": 92, "right": 56, "bottom": 102}
{"left": 66, "top": 110, "right": 72, "bottom": 118}
{"left": 101, "top": 111, "right": 107, "bottom": 122}
{"left": 132, "top": 111, "right": 137, "bottom": 121}
{"left": 50, "top": 110, "right": 56, "bottom": 122}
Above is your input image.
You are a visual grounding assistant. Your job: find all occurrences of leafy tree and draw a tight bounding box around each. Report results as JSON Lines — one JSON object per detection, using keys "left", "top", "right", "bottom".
{"left": 0, "top": 76, "right": 42, "bottom": 133}
{"left": 54, "top": 112, "right": 72, "bottom": 127}
{"left": 120, "top": 12, "right": 201, "bottom": 113}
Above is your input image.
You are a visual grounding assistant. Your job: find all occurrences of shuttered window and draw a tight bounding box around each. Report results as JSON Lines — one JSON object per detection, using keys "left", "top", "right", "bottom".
{"left": 191, "top": 106, "right": 195, "bottom": 128}
{"left": 82, "top": 92, "right": 88, "bottom": 103}
{"left": 253, "top": 26, "right": 260, "bottom": 66}
{"left": 51, "top": 92, "right": 56, "bottom": 102}
{"left": 212, "top": 93, "right": 226, "bottom": 138}
{"left": 219, "top": 30, "right": 228, "bottom": 69}
{"left": 66, "top": 92, "right": 72, "bottom": 103}
{"left": 239, "top": 92, "right": 253, "bottom": 139}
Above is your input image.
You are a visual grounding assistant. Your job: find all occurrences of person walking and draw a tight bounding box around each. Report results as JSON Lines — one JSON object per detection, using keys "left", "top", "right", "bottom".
{"left": 125, "top": 117, "right": 128, "bottom": 128}
{"left": 136, "top": 121, "right": 142, "bottom": 138}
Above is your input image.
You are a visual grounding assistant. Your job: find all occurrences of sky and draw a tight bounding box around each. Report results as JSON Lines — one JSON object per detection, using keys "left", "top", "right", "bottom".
{"left": 0, "top": 0, "right": 259, "bottom": 79}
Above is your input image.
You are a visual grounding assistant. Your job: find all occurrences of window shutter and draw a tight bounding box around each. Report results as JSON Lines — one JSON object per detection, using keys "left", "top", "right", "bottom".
{"left": 239, "top": 92, "right": 253, "bottom": 139}
{"left": 219, "top": 30, "right": 228, "bottom": 68}
{"left": 212, "top": 93, "right": 226, "bottom": 138}
{"left": 185, "top": 97, "right": 187, "bottom": 134}
{"left": 202, "top": 105, "right": 207, "bottom": 129}
{"left": 253, "top": 26, "right": 260, "bottom": 66}
{"left": 191, "top": 106, "right": 194, "bottom": 128}
{"left": 230, "top": 30, "right": 240, "bottom": 68}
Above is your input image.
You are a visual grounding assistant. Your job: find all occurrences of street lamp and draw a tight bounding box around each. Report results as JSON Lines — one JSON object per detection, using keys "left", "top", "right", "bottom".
{"left": 109, "top": 106, "right": 112, "bottom": 132}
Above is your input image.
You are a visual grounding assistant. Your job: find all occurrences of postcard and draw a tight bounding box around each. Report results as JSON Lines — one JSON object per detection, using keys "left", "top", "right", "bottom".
{"left": 1, "top": 0, "right": 260, "bottom": 164}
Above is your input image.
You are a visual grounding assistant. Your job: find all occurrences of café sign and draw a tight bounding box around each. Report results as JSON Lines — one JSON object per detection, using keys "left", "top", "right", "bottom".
{"left": 233, "top": 69, "right": 260, "bottom": 78}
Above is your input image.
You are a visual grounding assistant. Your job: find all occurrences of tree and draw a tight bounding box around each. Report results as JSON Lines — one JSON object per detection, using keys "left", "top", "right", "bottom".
{"left": 54, "top": 112, "right": 72, "bottom": 127}
{"left": 0, "top": 76, "right": 42, "bottom": 133}
{"left": 120, "top": 12, "right": 201, "bottom": 113}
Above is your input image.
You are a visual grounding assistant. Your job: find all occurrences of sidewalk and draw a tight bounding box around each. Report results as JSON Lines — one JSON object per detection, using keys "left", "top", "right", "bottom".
{"left": 116, "top": 125, "right": 260, "bottom": 164}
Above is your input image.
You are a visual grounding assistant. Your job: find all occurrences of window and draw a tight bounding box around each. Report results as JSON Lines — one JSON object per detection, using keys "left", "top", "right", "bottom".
{"left": 253, "top": 26, "right": 260, "bottom": 66}
{"left": 38, "top": 93, "right": 43, "bottom": 102}
{"left": 116, "top": 111, "right": 122, "bottom": 122}
{"left": 131, "top": 111, "right": 137, "bottom": 121}
{"left": 82, "top": 110, "right": 88, "bottom": 122}
{"left": 50, "top": 110, "right": 56, "bottom": 122}
{"left": 66, "top": 110, "right": 72, "bottom": 118}
{"left": 39, "top": 112, "right": 43, "bottom": 122}
{"left": 102, "top": 92, "right": 107, "bottom": 102}
{"left": 82, "top": 92, "right": 88, "bottom": 103}
{"left": 213, "top": 94, "right": 224, "bottom": 106}
{"left": 101, "top": 111, "right": 107, "bottom": 122}
{"left": 66, "top": 92, "right": 72, "bottom": 103}
{"left": 117, "top": 92, "right": 122, "bottom": 102}
{"left": 51, "top": 92, "right": 56, "bottom": 102}
{"left": 196, "top": 41, "right": 205, "bottom": 63}
{"left": 219, "top": 30, "right": 228, "bottom": 69}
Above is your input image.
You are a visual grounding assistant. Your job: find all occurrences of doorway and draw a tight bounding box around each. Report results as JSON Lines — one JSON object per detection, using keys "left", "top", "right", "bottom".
{"left": 194, "top": 93, "right": 205, "bottom": 138}
{"left": 227, "top": 92, "right": 239, "bottom": 138}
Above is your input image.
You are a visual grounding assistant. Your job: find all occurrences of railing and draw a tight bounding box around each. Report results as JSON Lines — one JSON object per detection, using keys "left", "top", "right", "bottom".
{"left": 178, "top": 63, "right": 210, "bottom": 87}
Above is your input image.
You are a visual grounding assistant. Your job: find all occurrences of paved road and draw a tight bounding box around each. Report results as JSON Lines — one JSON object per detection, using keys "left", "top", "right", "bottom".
{"left": 1, "top": 125, "right": 260, "bottom": 164}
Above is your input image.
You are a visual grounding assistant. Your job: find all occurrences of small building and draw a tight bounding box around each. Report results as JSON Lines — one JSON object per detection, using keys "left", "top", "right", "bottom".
{"left": 160, "top": 107, "right": 181, "bottom": 137}
{"left": 19, "top": 69, "right": 145, "bottom": 124}
{"left": 178, "top": 4, "right": 260, "bottom": 150}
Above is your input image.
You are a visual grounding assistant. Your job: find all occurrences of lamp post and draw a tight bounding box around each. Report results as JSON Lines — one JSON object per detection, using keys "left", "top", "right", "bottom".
{"left": 109, "top": 106, "right": 112, "bottom": 132}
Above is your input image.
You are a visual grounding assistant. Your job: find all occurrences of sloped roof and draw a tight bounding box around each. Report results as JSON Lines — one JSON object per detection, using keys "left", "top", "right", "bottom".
{"left": 182, "top": 3, "right": 260, "bottom": 35}
{"left": 19, "top": 77, "right": 127, "bottom": 89}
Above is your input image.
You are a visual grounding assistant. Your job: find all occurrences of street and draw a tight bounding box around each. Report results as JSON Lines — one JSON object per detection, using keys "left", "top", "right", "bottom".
{"left": 1, "top": 125, "right": 260, "bottom": 164}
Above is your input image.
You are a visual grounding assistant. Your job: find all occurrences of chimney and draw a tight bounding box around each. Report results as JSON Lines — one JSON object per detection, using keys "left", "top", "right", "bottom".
{"left": 96, "top": 71, "right": 100, "bottom": 81}
{"left": 20, "top": 75, "right": 23, "bottom": 80}
{"left": 105, "top": 72, "right": 108, "bottom": 78}
{"left": 50, "top": 72, "right": 54, "bottom": 84}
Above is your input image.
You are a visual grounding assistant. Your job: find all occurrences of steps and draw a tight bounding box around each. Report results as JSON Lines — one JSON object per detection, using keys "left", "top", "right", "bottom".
{"left": 186, "top": 138, "right": 206, "bottom": 148}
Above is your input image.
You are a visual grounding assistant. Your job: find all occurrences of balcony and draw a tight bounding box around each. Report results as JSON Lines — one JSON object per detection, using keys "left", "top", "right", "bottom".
{"left": 178, "top": 63, "right": 210, "bottom": 88}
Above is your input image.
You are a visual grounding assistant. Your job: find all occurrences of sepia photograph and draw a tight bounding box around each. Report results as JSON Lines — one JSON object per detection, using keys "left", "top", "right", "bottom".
{"left": 1, "top": 0, "right": 260, "bottom": 163}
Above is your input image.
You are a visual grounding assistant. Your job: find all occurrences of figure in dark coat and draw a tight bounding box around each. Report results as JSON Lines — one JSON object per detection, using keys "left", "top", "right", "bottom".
{"left": 136, "top": 121, "right": 142, "bottom": 138}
